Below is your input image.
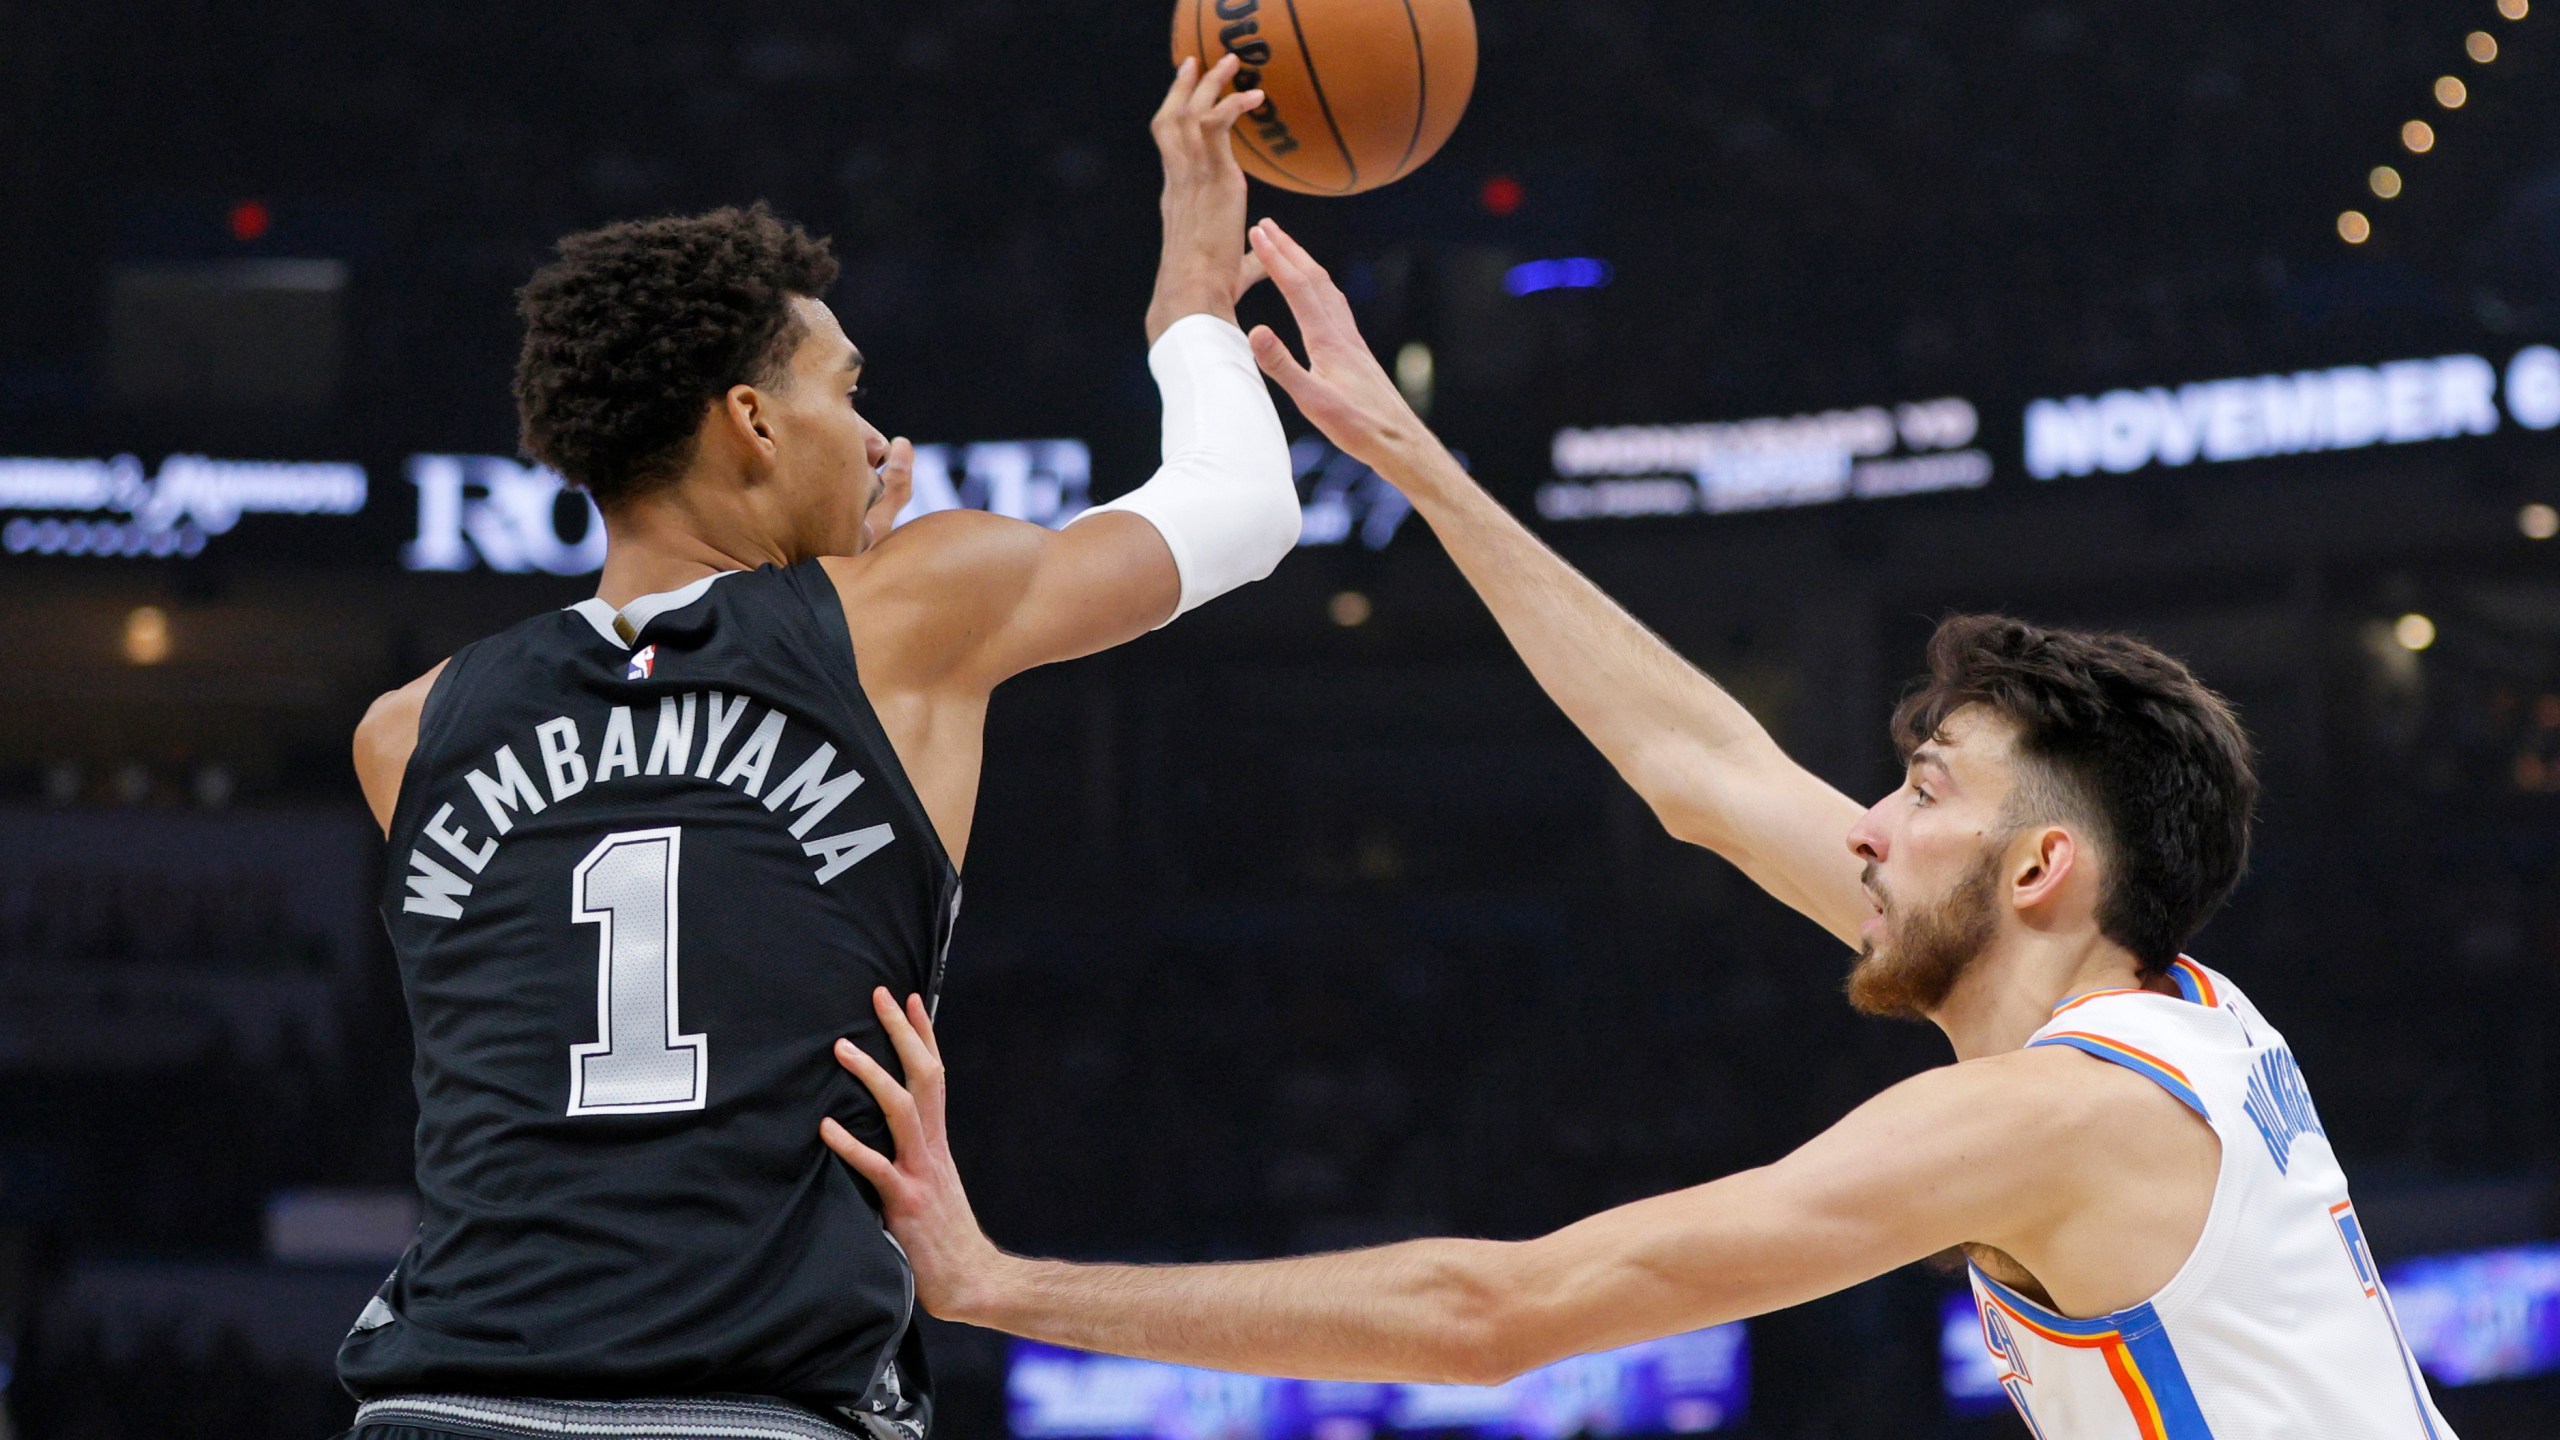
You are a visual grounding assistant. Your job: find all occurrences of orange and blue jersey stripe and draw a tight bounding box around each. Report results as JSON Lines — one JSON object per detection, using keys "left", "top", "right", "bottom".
{"left": 2050, "top": 988, "right": 2151, "bottom": 1020}
{"left": 2031, "top": 1031, "right": 2211, "bottom": 1120}
{"left": 2168, "top": 957, "right": 2219, "bottom": 1006}
{"left": 1972, "top": 1268, "right": 2218, "bottom": 1440}
{"left": 2049, "top": 959, "right": 2221, "bottom": 1020}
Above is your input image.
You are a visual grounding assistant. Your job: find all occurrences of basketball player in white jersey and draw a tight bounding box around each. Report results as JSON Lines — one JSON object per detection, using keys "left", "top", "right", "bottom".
{"left": 819, "top": 221, "right": 2459, "bottom": 1438}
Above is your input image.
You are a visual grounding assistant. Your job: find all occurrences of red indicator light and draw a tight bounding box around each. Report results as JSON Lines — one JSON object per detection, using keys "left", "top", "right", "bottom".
{"left": 228, "top": 200, "right": 271, "bottom": 242}
{"left": 1479, "top": 175, "right": 1524, "bottom": 216}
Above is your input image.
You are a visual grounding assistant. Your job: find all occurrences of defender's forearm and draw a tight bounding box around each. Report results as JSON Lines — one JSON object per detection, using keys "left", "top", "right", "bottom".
{"left": 956, "top": 1238, "right": 1523, "bottom": 1386}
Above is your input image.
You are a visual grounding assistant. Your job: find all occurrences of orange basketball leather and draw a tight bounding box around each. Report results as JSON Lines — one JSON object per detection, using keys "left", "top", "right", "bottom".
{"left": 1173, "top": 0, "right": 1477, "bottom": 196}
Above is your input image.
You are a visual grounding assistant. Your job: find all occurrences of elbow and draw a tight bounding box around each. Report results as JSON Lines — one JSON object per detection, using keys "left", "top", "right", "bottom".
{"left": 1453, "top": 1342, "right": 1541, "bottom": 1390}
{"left": 1645, "top": 794, "right": 1715, "bottom": 850}
{"left": 1643, "top": 790, "right": 1741, "bottom": 861}
{"left": 1175, "top": 452, "right": 1304, "bottom": 586}
{"left": 1427, "top": 1245, "right": 1550, "bottom": 1388}
{"left": 1442, "top": 1312, "right": 1546, "bottom": 1389}
{"left": 1615, "top": 745, "right": 1734, "bottom": 856}
{"left": 1243, "top": 472, "right": 1304, "bottom": 577}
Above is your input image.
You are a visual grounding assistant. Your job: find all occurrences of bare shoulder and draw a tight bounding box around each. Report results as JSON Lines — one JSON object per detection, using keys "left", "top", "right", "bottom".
{"left": 825, "top": 510, "right": 1049, "bottom": 606}
{"left": 355, "top": 662, "right": 446, "bottom": 765}
{"left": 1794, "top": 1048, "right": 2210, "bottom": 1258}
{"left": 1778, "top": 1050, "right": 2116, "bottom": 1200}
{"left": 823, "top": 512, "right": 1048, "bottom": 669}
{"left": 354, "top": 660, "right": 448, "bottom": 835}
{"left": 1916, "top": 1044, "right": 2205, "bottom": 1157}
{"left": 824, "top": 507, "right": 1177, "bottom": 692}
{"left": 1797, "top": 1048, "right": 2170, "bottom": 1205}
{"left": 1975, "top": 1041, "right": 2221, "bottom": 1312}
{"left": 1979, "top": 1043, "right": 2218, "bottom": 1226}
{"left": 1862, "top": 1046, "right": 2117, "bottom": 1131}
{"left": 2007, "top": 1038, "right": 2220, "bottom": 1163}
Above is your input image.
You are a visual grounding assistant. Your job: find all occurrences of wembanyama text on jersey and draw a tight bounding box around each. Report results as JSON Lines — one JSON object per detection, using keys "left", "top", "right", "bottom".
{"left": 342, "top": 564, "right": 960, "bottom": 1423}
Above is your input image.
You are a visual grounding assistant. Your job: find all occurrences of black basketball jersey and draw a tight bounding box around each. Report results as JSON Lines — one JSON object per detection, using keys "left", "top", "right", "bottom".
{"left": 340, "top": 562, "right": 960, "bottom": 1427}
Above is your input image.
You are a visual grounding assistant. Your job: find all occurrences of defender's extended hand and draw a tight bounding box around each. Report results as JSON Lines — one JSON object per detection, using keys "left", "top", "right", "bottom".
{"left": 821, "top": 988, "right": 1005, "bottom": 1320}
{"left": 1147, "top": 55, "right": 1270, "bottom": 342}
{"left": 859, "top": 437, "right": 913, "bottom": 550}
{"left": 1245, "top": 220, "right": 1430, "bottom": 475}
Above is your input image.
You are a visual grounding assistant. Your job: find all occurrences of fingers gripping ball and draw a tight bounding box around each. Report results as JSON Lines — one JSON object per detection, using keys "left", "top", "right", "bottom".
{"left": 1174, "top": 0, "right": 1477, "bottom": 196}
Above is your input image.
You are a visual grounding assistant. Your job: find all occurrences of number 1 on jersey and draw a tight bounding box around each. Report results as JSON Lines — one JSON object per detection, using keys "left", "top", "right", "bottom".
{"left": 568, "top": 827, "right": 708, "bottom": 1116}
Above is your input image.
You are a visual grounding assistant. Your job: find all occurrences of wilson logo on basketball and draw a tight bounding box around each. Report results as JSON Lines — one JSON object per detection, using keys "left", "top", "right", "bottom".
{"left": 1211, "top": 0, "right": 1302, "bottom": 159}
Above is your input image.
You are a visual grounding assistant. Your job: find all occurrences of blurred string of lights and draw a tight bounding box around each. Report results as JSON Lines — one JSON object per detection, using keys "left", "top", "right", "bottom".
{"left": 2340, "top": 0, "right": 2529, "bottom": 244}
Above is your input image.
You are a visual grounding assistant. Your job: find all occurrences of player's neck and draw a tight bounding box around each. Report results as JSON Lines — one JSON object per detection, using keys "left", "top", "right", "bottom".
{"left": 1929, "top": 929, "right": 2150, "bottom": 1061}
{"left": 593, "top": 488, "right": 793, "bottom": 610}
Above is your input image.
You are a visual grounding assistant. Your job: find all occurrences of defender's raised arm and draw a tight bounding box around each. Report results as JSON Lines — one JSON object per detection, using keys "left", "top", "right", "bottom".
{"left": 1240, "top": 221, "right": 1871, "bottom": 948}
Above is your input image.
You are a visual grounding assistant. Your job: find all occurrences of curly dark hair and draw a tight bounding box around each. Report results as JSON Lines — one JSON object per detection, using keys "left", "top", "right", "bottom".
{"left": 513, "top": 204, "right": 840, "bottom": 506}
{"left": 1891, "top": 615, "right": 2259, "bottom": 972}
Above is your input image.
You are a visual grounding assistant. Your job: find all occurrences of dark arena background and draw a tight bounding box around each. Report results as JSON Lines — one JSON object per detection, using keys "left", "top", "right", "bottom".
{"left": 5, "top": 1, "right": 2560, "bottom": 1435}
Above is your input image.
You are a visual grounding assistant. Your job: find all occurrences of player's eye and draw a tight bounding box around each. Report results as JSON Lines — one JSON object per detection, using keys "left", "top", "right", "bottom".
{"left": 847, "top": 385, "right": 869, "bottom": 407}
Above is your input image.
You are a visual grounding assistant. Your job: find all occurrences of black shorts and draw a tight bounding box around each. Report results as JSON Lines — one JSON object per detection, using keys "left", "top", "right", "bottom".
{"left": 344, "top": 1394, "right": 906, "bottom": 1440}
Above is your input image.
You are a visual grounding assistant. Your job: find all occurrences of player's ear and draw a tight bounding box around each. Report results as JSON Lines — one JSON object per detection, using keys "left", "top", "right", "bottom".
{"left": 2008, "top": 824, "right": 2079, "bottom": 915}
{"left": 719, "top": 383, "right": 780, "bottom": 465}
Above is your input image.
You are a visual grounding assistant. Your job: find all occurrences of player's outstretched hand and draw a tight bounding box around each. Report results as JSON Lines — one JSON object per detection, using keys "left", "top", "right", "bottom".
{"left": 822, "top": 988, "right": 1005, "bottom": 1322}
{"left": 1146, "top": 55, "right": 1271, "bottom": 342}
{"left": 1246, "top": 220, "right": 1430, "bottom": 475}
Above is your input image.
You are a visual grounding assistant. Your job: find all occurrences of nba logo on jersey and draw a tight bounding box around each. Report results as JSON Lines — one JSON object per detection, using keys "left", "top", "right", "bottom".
{"left": 627, "top": 645, "right": 657, "bottom": 681}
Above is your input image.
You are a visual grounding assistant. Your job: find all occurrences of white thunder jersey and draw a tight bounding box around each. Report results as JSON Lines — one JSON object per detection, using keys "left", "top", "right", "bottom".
{"left": 1965, "top": 957, "right": 2456, "bottom": 1440}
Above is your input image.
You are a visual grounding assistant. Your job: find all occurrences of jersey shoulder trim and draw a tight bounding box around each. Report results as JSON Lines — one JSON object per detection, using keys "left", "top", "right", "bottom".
{"left": 2166, "top": 957, "right": 2220, "bottom": 1007}
{"left": 2050, "top": 987, "right": 2151, "bottom": 1020}
{"left": 2029, "top": 955, "right": 2232, "bottom": 1120}
{"left": 2047, "top": 958, "right": 2221, "bottom": 1022}
{"left": 566, "top": 570, "right": 739, "bottom": 650}
{"left": 2029, "top": 1031, "right": 2211, "bottom": 1120}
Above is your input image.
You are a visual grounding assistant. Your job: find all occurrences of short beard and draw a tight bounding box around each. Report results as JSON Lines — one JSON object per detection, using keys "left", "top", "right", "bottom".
{"left": 1846, "top": 847, "right": 2004, "bottom": 1020}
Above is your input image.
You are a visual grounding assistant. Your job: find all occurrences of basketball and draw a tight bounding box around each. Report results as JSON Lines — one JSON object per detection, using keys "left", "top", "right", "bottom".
{"left": 1172, "top": 0, "right": 1477, "bottom": 196}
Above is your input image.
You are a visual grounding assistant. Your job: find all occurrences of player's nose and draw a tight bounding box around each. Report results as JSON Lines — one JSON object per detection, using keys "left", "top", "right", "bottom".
{"left": 1847, "top": 800, "right": 1890, "bottom": 863}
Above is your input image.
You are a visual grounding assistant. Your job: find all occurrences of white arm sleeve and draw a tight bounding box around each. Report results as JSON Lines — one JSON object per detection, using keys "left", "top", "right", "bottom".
{"left": 1071, "top": 312, "right": 1300, "bottom": 621}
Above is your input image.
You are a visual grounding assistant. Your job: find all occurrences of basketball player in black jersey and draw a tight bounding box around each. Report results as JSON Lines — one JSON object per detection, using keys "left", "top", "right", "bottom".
{"left": 339, "top": 57, "right": 1303, "bottom": 1440}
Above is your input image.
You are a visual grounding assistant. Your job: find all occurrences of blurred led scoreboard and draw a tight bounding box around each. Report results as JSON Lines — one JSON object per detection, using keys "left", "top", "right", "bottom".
{"left": 1537, "top": 398, "right": 1991, "bottom": 522}
{"left": 0, "top": 437, "right": 1415, "bottom": 567}
{"left": 1007, "top": 1324, "right": 1747, "bottom": 1440}
{"left": 10, "top": 342, "right": 2555, "bottom": 563}
{"left": 1942, "top": 1240, "right": 2560, "bottom": 1416}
